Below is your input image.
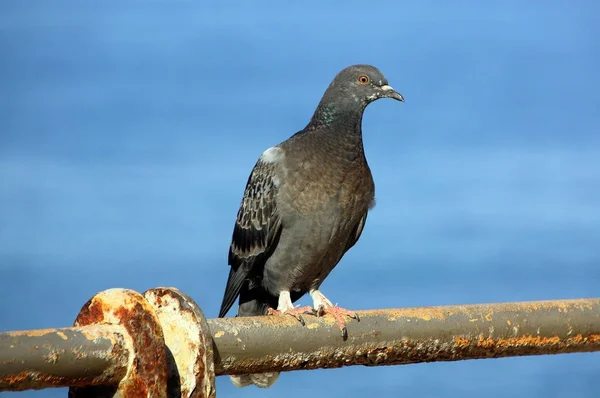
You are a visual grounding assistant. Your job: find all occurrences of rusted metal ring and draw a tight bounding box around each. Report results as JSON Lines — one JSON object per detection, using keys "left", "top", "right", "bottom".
{"left": 69, "top": 288, "right": 168, "bottom": 398}
{"left": 144, "top": 287, "right": 216, "bottom": 398}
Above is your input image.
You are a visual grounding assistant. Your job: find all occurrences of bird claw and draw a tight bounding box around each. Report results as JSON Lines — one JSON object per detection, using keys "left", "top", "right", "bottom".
{"left": 315, "top": 305, "right": 359, "bottom": 340}
{"left": 267, "top": 306, "right": 313, "bottom": 326}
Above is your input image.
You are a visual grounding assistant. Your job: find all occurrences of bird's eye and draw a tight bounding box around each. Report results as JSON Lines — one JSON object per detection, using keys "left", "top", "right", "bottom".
{"left": 357, "top": 75, "right": 370, "bottom": 85}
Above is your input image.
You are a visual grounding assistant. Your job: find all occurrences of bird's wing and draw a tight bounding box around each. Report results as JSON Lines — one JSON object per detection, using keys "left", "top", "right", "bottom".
{"left": 218, "top": 150, "right": 283, "bottom": 317}
{"left": 342, "top": 211, "right": 368, "bottom": 254}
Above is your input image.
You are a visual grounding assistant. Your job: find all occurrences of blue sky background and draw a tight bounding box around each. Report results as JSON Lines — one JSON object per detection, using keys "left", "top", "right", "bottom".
{"left": 1, "top": 1, "right": 600, "bottom": 397}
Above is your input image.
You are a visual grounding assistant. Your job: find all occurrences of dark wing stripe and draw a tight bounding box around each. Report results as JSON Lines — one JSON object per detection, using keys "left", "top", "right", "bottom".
{"left": 218, "top": 156, "right": 282, "bottom": 317}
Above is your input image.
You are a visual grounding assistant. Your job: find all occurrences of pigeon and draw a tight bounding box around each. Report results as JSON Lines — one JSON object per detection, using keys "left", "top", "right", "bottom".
{"left": 218, "top": 64, "right": 404, "bottom": 388}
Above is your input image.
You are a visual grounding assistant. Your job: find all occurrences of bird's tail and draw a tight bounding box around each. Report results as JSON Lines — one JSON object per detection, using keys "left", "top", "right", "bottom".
{"left": 230, "top": 285, "right": 280, "bottom": 388}
{"left": 230, "top": 373, "right": 280, "bottom": 388}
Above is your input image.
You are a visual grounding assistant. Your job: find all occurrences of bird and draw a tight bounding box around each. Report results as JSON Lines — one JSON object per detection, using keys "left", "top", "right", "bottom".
{"left": 218, "top": 64, "right": 404, "bottom": 388}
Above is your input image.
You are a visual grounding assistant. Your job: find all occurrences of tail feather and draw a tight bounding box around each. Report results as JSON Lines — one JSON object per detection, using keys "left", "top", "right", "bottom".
{"left": 230, "top": 372, "right": 280, "bottom": 388}
{"left": 219, "top": 267, "right": 248, "bottom": 318}
{"left": 228, "top": 284, "right": 281, "bottom": 388}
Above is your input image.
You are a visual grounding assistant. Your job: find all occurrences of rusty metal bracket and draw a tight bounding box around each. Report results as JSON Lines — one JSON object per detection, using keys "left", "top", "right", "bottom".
{"left": 0, "top": 287, "right": 217, "bottom": 397}
{"left": 69, "top": 288, "right": 169, "bottom": 398}
{"left": 144, "top": 287, "right": 216, "bottom": 398}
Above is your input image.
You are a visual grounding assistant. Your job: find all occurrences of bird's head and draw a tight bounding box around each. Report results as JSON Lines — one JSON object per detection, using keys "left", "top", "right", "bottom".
{"left": 326, "top": 64, "right": 404, "bottom": 106}
{"left": 308, "top": 64, "right": 404, "bottom": 128}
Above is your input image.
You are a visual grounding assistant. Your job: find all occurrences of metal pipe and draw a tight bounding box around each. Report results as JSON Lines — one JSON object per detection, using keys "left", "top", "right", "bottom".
{"left": 209, "top": 298, "right": 600, "bottom": 375}
{"left": 0, "top": 325, "right": 131, "bottom": 391}
{"left": 1, "top": 297, "right": 599, "bottom": 395}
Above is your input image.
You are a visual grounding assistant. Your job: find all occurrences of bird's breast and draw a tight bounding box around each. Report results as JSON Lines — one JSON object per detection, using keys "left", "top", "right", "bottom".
{"left": 279, "top": 157, "right": 374, "bottom": 220}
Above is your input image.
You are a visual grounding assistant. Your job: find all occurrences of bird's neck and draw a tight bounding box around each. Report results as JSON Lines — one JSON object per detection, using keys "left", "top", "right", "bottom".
{"left": 304, "top": 103, "right": 367, "bottom": 163}
{"left": 307, "top": 102, "right": 365, "bottom": 140}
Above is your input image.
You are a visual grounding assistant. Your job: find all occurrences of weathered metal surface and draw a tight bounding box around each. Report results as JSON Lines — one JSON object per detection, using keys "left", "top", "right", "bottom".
{"left": 209, "top": 298, "right": 600, "bottom": 375}
{"left": 144, "top": 287, "right": 216, "bottom": 398}
{"left": 2, "top": 295, "right": 600, "bottom": 395}
{"left": 0, "top": 325, "right": 130, "bottom": 391}
{"left": 68, "top": 288, "right": 168, "bottom": 398}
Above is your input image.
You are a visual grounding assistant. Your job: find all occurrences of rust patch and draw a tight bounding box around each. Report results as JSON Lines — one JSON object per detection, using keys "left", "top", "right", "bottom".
{"left": 567, "top": 334, "right": 600, "bottom": 345}
{"left": 121, "top": 374, "right": 148, "bottom": 397}
{"left": 69, "top": 288, "right": 168, "bottom": 398}
{"left": 360, "top": 299, "right": 598, "bottom": 325}
{"left": 368, "top": 307, "right": 452, "bottom": 322}
{"left": 1, "top": 371, "right": 89, "bottom": 391}
{"left": 488, "top": 299, "right": 595, "bottom": 315}
{"left": 476, "top": 334, "right": 561, "bottom": 348}
{"left": 569, "top": 334, "right": 585, "bottom": 344}
{"left": 452, "top": 333, "right": 600, "bottom": 351}
{"left": 453, "top": 337, "right": 471, "bottom": 349}
{"left": 74, "top": 298, "right": 105, "bottom": 326}
{"left": 589, "top": 334, "right": 600, "bottom": 344}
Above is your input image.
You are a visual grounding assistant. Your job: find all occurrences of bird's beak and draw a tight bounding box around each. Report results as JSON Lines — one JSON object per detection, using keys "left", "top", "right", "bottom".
{"left": 380, "top": 85, "right": 405, "bottom": 102}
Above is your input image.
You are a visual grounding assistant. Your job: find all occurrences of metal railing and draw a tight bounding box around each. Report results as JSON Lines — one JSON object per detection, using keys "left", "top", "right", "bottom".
{"left": 1, "top": 287, "right": 599, "bottom": 397}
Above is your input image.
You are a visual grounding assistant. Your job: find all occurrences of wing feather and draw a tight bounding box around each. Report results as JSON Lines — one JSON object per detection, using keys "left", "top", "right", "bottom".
{"left": 219, "top": 153, "right": 283, "bottom": 317}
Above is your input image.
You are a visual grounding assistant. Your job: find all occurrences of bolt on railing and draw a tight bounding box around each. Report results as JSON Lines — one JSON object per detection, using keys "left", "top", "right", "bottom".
{"left": 1, "top": 287, "right": 599, "bottom": 397}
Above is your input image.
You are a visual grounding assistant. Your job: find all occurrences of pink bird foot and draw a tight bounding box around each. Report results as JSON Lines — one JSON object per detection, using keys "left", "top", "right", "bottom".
{"left": 316, "top": 305, "right": 360, "bottom": 340}
{"left": 267, "top": 306, "right": 314, "bottom": 326}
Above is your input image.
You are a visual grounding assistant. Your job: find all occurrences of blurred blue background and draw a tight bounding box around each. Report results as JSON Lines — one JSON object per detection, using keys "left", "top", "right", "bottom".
{"left": 1, "top": 1, "right": 599, "bottom": 397}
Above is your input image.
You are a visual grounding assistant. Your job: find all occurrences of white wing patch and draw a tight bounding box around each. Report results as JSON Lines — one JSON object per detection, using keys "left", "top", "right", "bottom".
{"left": 259, "top": 146, "right": 283, "bottom": 187}
{"left": 260, "top": 146, "right": 284, "bottom": 164}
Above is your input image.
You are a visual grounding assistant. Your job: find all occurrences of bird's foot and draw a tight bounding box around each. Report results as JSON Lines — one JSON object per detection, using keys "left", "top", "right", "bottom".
{"left": 315, "top": 305, "right": 360, "bottom": 340}
{"left": 267, "top": 306, "right": 313, "bottom": 326}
